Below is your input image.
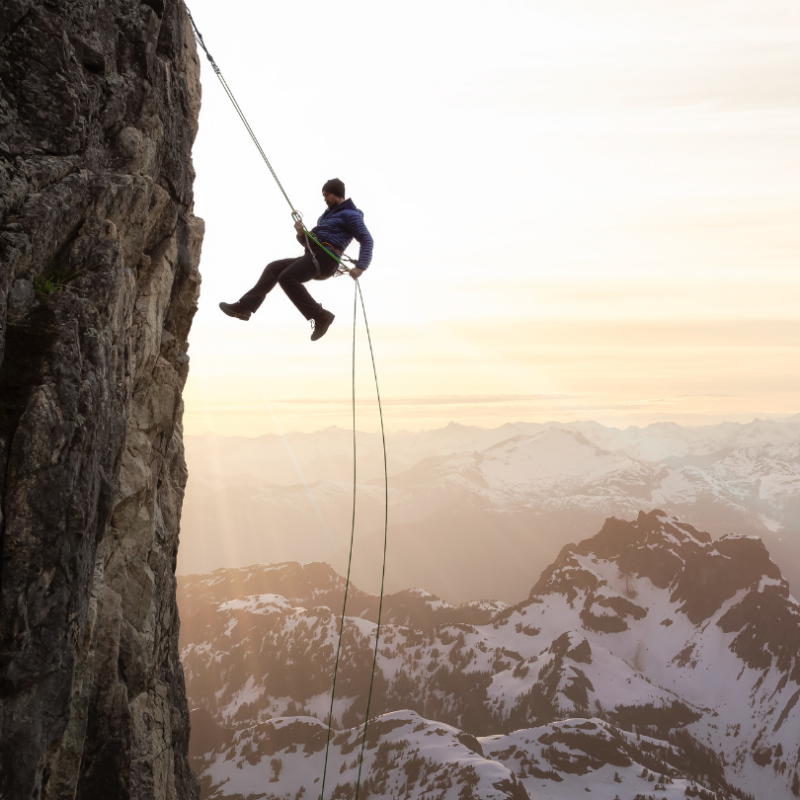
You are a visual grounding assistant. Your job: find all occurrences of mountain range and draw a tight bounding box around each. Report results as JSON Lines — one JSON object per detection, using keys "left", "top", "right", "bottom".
{"left": 180, "top": 417, "right": 800, "bottom": 602}
{"left": 179, "top": 511, "right": 800, "bottom": 799}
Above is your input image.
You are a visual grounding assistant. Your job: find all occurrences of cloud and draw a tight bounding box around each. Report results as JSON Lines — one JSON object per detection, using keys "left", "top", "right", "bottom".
{"left": 274, "top": 394, "right": 578, "bottom": 406}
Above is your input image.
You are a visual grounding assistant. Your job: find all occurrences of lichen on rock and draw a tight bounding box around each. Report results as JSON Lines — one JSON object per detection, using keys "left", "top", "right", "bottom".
{"left": 0, "top": 0, "right": 204, "bottom": 798}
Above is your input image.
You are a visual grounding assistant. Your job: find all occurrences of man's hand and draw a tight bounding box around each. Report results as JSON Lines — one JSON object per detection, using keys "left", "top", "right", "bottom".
{"left": 349, "top": 267, "right": 364, "bottom": 280}
{"left": 294, "top": 220, "right": 305, "bottom": 235}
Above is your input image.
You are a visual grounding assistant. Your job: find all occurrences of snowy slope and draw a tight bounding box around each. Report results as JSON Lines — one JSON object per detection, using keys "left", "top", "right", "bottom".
{"left": 193, "top": 709, "right": 731, "bottom": 800}
{"left": 181, "top": 511, "right": 800, "bottom": 799}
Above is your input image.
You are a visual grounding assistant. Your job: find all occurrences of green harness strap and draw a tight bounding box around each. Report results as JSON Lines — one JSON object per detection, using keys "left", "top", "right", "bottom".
{"left": 186, "top": 9, "right": 389, "bottom": 799}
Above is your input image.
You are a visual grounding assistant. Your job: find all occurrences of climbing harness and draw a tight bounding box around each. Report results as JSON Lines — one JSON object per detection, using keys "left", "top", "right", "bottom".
{"left": 186, "top": 10, "right": 389, "bottom": 800}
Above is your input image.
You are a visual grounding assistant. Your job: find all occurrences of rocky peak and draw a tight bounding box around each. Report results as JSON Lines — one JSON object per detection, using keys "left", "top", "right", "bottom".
{"left": 531, "top": 509, "right": 785, "bottom": 625}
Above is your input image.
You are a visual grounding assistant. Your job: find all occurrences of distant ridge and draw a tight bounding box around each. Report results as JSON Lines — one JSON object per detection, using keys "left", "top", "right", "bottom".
{"left": 180, "top": 417, "right": 800, "bottom": 601}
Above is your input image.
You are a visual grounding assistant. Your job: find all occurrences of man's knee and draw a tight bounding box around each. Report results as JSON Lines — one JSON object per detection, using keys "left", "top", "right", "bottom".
{"left": 264, "top": 259, "right": 290, "bottom": 278}
{"left": 279, "top": 261, "right": 315, "bottom": 286}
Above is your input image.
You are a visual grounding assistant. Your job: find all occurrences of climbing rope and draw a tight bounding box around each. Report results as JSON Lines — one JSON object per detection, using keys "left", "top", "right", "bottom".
{"left": 353, "top": 280, "right": 390, "bottom": 800}
{"left": 186, "top": 8, "right": 295, "bottom": 212}
{"left": 186, "top": 7, "right": 352, "bottom": 273}
{"left": 185, "top": 9, "right": 389, "bottom": 798}
{"left": 319, "top": 286, "right": 358, "bottom": 798}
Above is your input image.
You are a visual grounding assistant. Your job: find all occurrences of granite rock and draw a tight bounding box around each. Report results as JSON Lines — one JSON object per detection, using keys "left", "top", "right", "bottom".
{"left": 0, "top": 0, "right": 203, "bottom": 797}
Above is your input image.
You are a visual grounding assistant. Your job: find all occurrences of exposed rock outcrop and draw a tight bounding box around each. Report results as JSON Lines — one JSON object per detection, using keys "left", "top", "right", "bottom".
{"left": 0, "top": 0, "right": 203, "bottom": 797}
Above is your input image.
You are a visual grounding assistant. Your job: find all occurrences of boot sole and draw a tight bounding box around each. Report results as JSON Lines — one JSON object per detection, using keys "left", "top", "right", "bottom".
{"left": 219, "top": 303, "right": 251, "bottom": 321}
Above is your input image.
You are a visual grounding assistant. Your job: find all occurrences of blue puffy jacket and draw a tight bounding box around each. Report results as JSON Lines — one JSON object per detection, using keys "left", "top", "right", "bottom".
{"left": 310, "top": 198, "right": 374, "bottom": 269}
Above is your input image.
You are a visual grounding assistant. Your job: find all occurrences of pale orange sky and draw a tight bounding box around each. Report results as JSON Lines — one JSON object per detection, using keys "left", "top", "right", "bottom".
{"left": 185, "top": 0, "right": 800, "bottom": 436}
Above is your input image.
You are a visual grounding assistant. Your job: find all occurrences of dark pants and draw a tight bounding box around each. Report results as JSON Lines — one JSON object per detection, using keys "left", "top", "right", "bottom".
{"left": 239, "top": 248, "right": 339, "bottom": 320}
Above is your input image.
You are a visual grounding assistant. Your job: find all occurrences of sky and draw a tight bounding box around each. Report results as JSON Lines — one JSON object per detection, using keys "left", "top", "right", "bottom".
{"left": 183, "top": 0, "right": 800, "bottom": 436}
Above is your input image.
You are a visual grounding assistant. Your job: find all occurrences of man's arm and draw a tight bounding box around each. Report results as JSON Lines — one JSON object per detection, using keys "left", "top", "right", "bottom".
{"left": 347, "top": 214, "right": 373, "bottom": 271}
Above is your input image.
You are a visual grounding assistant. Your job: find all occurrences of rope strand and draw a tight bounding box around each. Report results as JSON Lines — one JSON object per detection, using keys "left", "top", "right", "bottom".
{"left": 188, "top": 7, "right": 354, "bottom": 273}
{"left": 354, "top": 280, "right": 389, "bottom": 799}
{"left": 319, "top": 285, "right": 359, "bottom": 800}
{"left": 186, "top": 7, "right": 296, "bottom": 212}
{"left": 188, "top": 6, "right": 347, "bottom": 269}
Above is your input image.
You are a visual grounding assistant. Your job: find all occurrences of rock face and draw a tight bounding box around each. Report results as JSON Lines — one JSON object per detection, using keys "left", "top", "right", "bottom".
{"left": 0, "top": 0, "right": 203, "bottom": 798}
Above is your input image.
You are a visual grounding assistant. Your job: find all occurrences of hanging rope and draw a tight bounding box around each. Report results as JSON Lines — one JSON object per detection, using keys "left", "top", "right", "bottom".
{"left": 186, "top": 8, "right": 296, "bottom": 213}
{"left": 185, "top": 9, "right": 389, "bottom": 798}
{"left": 353, "top": 280, "right": 389, "bottom": 800}
{"left": 319, "top": 285, "right": 358, "bottom": 799}
{"left": 187, "top": 6, "right": 353, "bottom": 272}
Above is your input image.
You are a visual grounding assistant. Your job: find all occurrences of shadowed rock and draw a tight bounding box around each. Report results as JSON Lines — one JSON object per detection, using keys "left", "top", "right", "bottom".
{"left": 0, "top": 0, "right": 203, "bottom": 797}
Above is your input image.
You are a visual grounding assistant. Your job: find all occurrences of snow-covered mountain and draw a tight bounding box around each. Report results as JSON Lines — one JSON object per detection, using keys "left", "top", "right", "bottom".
{"left": 184, "top": 416, "right": 800, "bottom": 487}
{"left": 376, "top": 428, "right": 800, "bottom": 539}
{"left": 180, "top": 419, "right": 800, "bottom": 602}
{"left": 192, "top": 709, "right": 729, "bottom": 800}
{"left": 180, "top": 511, "right": 800, "bottom": 799}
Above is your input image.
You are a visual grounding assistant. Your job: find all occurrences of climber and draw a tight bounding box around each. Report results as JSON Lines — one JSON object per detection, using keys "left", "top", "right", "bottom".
{"left": 219, "top": 178, "right": 374, "bottom": 341}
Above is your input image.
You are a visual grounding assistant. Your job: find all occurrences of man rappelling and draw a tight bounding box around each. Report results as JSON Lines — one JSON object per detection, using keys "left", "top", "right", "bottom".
{"left": 186, "top": 13, "right": 392, "bottom": 792}
{"left": 219, "top": 178, "right": 374, "bottom": 341}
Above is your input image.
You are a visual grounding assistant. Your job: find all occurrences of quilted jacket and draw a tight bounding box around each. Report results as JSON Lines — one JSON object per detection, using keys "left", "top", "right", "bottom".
{"left": 310, "top": 198, "right": 374, "bottom": 269}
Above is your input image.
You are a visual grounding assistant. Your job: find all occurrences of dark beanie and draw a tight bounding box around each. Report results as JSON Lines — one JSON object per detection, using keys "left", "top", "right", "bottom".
{"left": 322, "top": 178, "right": 345, "bottom": 198}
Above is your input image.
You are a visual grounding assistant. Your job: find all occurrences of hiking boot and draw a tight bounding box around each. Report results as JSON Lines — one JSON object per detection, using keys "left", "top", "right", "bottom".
{"left": 310, "top": 309, "right": 335, "bottom": 341}
{"left": 219, "top": 301, "right": 251, "bottom": 321}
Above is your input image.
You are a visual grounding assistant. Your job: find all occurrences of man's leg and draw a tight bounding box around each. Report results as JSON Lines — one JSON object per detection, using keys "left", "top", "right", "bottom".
{"left": 237, "top": 258, "right": 297, "bottom": 313}
{"left": 277, "top": 252, "right": 336, "bottom": 320}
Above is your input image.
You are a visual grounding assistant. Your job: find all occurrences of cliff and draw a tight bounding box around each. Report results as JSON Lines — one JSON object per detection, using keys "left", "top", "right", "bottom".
{"left": 0, "top": 0, "right": 203, "bottom": 798}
